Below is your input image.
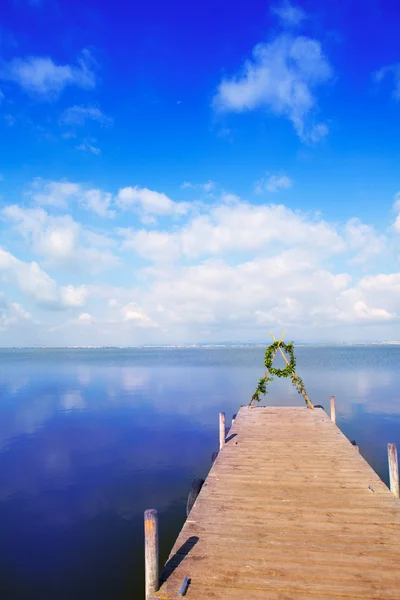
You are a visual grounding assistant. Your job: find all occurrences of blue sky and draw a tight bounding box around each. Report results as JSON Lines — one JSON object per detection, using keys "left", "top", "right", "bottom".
{"left": 1, "top": 0, "right": 400, "bottom": 346}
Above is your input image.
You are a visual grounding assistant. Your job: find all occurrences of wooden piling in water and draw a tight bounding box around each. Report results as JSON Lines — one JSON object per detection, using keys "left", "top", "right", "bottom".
{"left": 388, "top": 443, "right": 399, "bottom": 498}
{"left": 219, "top": 412, "right": 225, "bottom": 450}
{"left": 330, "top": 395, "right": 336, "bottom": 423}
{"left": 144, "top": 509, "right": 159, "bottom": 599}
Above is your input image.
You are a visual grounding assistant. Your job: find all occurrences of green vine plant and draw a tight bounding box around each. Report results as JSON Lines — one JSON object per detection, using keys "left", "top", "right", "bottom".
{"left": 250, "top": 339, "right": 314, "bottom": 409}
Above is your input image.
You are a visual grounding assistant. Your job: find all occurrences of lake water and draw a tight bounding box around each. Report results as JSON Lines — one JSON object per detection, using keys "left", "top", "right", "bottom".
{"left": 0, "top": 346, "right": 399, "bottom": 599}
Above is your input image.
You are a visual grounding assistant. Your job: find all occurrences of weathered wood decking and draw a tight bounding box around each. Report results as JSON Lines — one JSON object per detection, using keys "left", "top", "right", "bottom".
{"left": 155, "top": 406, "right": 400, "bottom": 599}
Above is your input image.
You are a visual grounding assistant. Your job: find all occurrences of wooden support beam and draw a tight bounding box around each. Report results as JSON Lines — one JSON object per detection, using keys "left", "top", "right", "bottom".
{"left": 388, "top": 443, "right": 399, "bottom": 498}
{"left": 219, "top": 412, "right": 226, "bottom": 450}
{"left": 330, "top": 395, "right": 336, "bottom": 424}
{"left": 144, "top": 509, "right": 159, "bottom": 599}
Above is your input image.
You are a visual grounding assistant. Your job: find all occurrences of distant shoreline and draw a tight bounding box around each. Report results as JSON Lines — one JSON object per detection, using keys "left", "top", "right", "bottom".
{"left": 1, "top": 342, "right": 400, "bottom": 350}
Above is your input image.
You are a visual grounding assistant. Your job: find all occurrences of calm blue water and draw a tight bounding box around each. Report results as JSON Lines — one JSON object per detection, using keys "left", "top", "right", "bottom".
{"left": 0, "top": 346, "right": 399, "bottom": 599}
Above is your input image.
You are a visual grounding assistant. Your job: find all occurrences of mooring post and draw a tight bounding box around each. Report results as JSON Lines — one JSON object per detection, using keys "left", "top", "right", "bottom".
{"left": 144, "top": 509, "right": 159, "bottom": 599}
{"left": 219, "top": 412, "right": 226, "bottom": 451}
{"left": 330, "top": 395, "right": 336, "bottom": 424}
{"left": 388, "top": 443, "right": 399, "bottom": 498}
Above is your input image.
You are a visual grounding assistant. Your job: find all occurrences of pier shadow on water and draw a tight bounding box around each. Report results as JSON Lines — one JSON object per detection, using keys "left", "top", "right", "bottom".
{"left": 160, "top": 536, "right": 199, "bottom": 583}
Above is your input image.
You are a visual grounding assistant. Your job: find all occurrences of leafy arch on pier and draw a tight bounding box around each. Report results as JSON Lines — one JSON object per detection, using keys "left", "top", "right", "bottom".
{"left": 250, "top": 332, "right": 314, "bottom": 409}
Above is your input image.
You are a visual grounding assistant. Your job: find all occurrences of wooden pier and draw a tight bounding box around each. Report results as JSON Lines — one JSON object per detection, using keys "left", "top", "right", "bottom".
{"left": 148, "top": 406, "right": 400, "bottom": 599}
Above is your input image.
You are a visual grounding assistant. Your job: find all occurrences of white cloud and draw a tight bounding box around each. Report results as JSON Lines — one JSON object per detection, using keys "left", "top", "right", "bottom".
{"left": 181, "top": 181, "right": 215, "bottom": 193}
{"left": 392, "top": 193, "right": 400, "bottom": 232}
{"left": 374, "top": 63, "right": 400, "bottom": 101}
{"left": 100, "top": 254, "right": 398, "bottom": 339}
{"left": 352, "top": 301, "right": 394, "bottom": 321}
{"left": 30, "top": 179, "right": 81, "bottom": 208}
{"left": 0, "top": 48, "right": 96, "bottom": 99}
{"left": 76, "top": 140, "right": 101, "bottom": 155}
{"left": 120, "top": 302, "right": 152, "bottom": 324}
{"left": 345, "top": 218, "right": 386, "bottom": 264}
{"left": 255, "top": 174, "right": 293, "bottom": 193}
{"left": 213, "top": 34, "right": 332, "bottom": 142}
{"left": 118, "top": 202, "right": 343, "bottom": 263}
{"left": 29, "top": 178, "right": 115, "bottom": 218}
{"left": 1, "top": 180, "right": 399, "bottom": 344}
{"left": 0, "top": 248, "right": 88, "bottom": 310}
{"left": 116, "top": 186, "right": 190, "bottom": 219}
{"left": 77, "top": 312, "right": 95, "bottom": 324}
{"left": 271, "top": 1, "right": 307, "bottom": 28}
{"left": 338, "top": 281, "right": 398, "bottom": 324}
{"left": 0, "top": 292, "right": 32, "bottom": 331}
{"left": 118, "top": 228, "right": 181, "bottom": 262}
{"left": 60, "top": 105, "right": 113, "bottom": 127}
{"left": 220, "top": 192, "right": 240, "bottom": 204}
{"left": 81, "top": 189, "right": 115, "bottom": 218}
{"left": 2, "top": 205, "right": 118, "bottom": 271}
{"left": 121, "top": 255, "right": 393, "bottom": 333}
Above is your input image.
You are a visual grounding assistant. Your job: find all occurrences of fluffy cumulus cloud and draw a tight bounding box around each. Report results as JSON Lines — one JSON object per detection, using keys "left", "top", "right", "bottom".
{"left": 116, "top": 186, "right": 190, "bottom": 220}
{"left": 345, "top": 218, "right": 386, "bottom": 264}
{"left": 213, "top": 32, "right": 332, "bottom": 142}
{"left": 118, "top": 202, "right": 344, "bottom": 262}
{"left": 0, "top": 179, "right": 399, "bottom": 345}
{"left": 271, "top": 1, "right": 307, "bottom": 28}
{"left": 2, "top": 205, "right": 117, "bottom": 271}
{"left": 393, "top": 192, "right": 400, "bottom": 232}
{"left": 29, "top": 178, "right": 115, "bottom": 217}
{"left": 0, "top": 249, "right": 88, "bottom": 310}
{"left": 0, "top": 292, "right": 31, "bottom": 331}
{"left": 0, "top": 48, "right": 96, "bottom": 99}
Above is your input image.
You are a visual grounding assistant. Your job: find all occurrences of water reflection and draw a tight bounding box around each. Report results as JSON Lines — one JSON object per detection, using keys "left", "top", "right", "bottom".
{"left": 61, "top": 391, "right": 85, "bottom": 411}
{"left": 120, "top": 368, "right": 149, "bottom": 392}
{"left": 77, "top": 366, "right": 91, "bottom": 387}
{"left": 0, "top": 346, "right": 399, "bottom": 598}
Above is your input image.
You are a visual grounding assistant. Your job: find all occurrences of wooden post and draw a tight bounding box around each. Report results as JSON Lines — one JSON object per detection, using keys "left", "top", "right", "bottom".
{"left": 219, "top": 412, "right": 226, "bottom": 451}
{"left": 144, "top": 509, "right": 159, "bottom": 599}
{"left": 330, "top": 396, "right": 336, "bottom": 424}
{"left": 388, "top": 443, "right": 399, "bottom": 498}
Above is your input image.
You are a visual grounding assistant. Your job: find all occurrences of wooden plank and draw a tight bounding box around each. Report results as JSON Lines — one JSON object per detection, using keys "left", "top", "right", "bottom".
{"left": 156, "top": 407, "right": 400, "bottom": 599}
